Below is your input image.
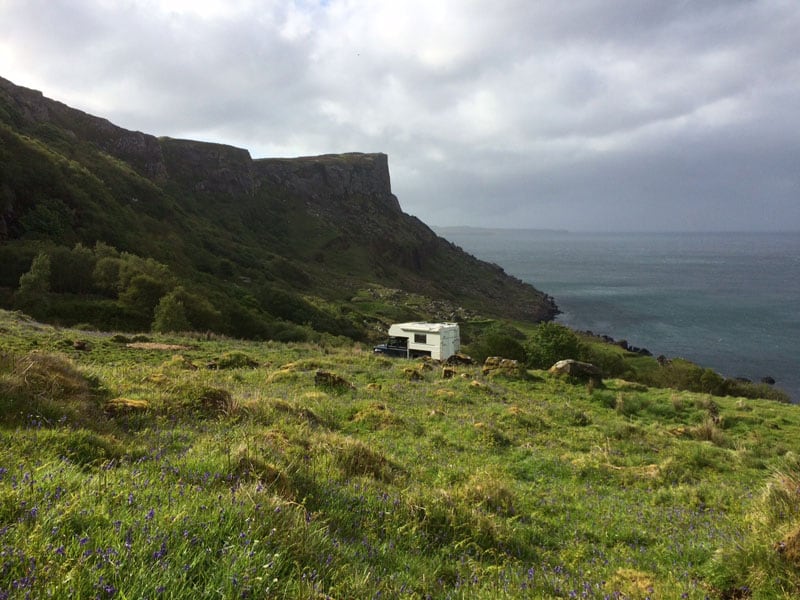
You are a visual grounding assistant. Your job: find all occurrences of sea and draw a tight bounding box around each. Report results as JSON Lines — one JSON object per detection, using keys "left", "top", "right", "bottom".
{"left": 435, "top": 228, "right": 800, "bottom": 402}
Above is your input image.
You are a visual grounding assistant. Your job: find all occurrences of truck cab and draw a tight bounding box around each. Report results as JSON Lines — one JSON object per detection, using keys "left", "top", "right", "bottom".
{"left": 372, "top": 336, "right": 409, "bottom": 358}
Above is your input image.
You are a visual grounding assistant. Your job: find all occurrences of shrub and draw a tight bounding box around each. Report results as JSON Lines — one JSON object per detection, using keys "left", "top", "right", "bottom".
{"left": 168, "top": 286, "right": 222, "bottom": 332}
{"left": 16, "top": 252, "right": 51, "bottom": 306}
{"left": 578, "top": 342, "right": 630, "bottom": 377}
{"left": 120, "top": 273, "right": 169, "bottom": 318}
{"left": 152, "top": 294, "right": 191, "bottom": 332}
{"left": 48, "top": 244, "right": 96, "bottom": 294}
{"left": 462, "top": 322, "right": 526, "bottom": 361}
{"left": 524, "top": 322, "right": 581, "bottom": 369}
{"left": 467, "top": 331, "right": 526, "bottom": 363}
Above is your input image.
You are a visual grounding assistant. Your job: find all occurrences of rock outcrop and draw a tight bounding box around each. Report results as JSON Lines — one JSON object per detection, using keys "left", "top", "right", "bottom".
{"left": 160, "top": 138, "right": 255, "bottom": 196}
{"left": 255, "top": 153, "right": 401, "bottom": 213}
{"left": 549, "top": 359, "right": 603, "bottom": 383}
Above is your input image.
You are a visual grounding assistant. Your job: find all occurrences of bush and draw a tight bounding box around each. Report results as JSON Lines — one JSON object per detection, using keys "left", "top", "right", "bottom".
{"left": 48, "top": 244, "right": 96, "bottom": 294}
{"left": 168, "top": 286, "right": 222, "bottom": 332}
{"left": 579, "top": 343, "right": 630, "bottom": 378}
{"left": 466, "top": 327, "right": 526, "bottom": 363}
{"left": 524, "top": 322, "right": 581, "bottom": 369}
{"left": 120, "top": 274, "right": 168, "bottom": 315}
{"left": 152, "top": 294, "right": 191, "bottom": 333}
{"left": 16, "top": 252, "right": 51, "bottom": 305}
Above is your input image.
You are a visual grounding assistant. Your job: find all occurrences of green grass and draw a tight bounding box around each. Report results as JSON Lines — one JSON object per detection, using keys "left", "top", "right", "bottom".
{"left": 1, "top": 309, "right": 799, "bottom": 598}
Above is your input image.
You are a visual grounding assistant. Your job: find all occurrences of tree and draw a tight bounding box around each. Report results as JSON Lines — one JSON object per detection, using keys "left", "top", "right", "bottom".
{"left": 49, "top": 244, "right": 96, "bottom": 294}
{"left": 119, "top": 274, "right": 168, "bottom": 317}
{"left": 92, "top": 256, "right": 123, "bottom": 296}
{"left": 152, "top": 294, "right": 190, "bottom": 333}
{"left": 169, "top": 286, "right": 222, "bottom": 332}
{"left": 17, "top": 252, "right": 51, "bottom": 301}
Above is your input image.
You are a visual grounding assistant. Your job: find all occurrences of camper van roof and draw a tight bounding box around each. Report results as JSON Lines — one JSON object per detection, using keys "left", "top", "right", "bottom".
{"left": 392, "top": 322, "right": 458, "bottom": 333}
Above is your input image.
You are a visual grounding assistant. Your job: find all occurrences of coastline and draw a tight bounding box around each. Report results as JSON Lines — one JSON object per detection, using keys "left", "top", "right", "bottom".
{"left": 438, "top": 229, "right": 800, "bottom": 403}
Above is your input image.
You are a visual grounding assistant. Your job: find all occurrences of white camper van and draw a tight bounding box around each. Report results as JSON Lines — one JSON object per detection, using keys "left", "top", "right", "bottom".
{"left": 373, "top": 322, "right": 460, "bottom": 360}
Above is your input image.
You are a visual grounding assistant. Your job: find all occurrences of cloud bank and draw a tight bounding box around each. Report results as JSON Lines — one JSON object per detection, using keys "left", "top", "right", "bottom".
{"left": 2, "top": 0, "right": 798, "bottom": 231}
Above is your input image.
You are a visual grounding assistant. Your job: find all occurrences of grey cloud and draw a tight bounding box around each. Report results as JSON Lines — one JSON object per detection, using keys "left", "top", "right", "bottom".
{"left": 0, "top": 0, "right": 798, "bottom": 231}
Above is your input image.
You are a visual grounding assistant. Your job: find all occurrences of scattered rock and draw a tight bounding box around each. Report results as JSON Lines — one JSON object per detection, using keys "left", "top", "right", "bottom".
{"left": 445, "top": 353, "right": 474, "bottom": 366}
{"left": 482, "top": 356, "right": 524, "bottom": 378}
{"left": 549, "top": 359, "right": 603, "bottom": 383}
{"left": 761, "top": 376, "right": 776, "bottom": 385}
{"left": 442, "top": 366, "right": 457, "bottom": 379}
{"left": 73, "top": 340, "right": 90, "bottom": 351}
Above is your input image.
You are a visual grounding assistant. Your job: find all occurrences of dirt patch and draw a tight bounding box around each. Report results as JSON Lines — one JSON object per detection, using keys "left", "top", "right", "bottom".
{"left": 126, "top": 342, "right": 191, "bottom": 351}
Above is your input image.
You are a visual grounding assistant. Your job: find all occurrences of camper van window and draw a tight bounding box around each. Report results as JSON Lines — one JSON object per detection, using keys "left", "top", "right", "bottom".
{"left": 414, "top": 333, "right": 427, "bottom": 344}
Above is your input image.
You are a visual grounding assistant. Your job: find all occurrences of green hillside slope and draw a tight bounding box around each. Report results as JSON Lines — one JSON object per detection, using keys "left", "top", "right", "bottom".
{"left": 0, "top": 76, "right": 557, "bottom": 339}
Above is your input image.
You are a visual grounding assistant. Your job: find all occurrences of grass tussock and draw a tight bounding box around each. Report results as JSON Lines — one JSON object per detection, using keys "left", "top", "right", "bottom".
{"left": 706, "top": 454, "right": 800, "bottom": 597}
{"left": 332, "top": 437, "right": 400, "bottom": 482}
{"left": 0, "top": 351, "right": 108, "bottom": 429}
{"left": 692, "top": 417, "right": 728, "bottom": 447}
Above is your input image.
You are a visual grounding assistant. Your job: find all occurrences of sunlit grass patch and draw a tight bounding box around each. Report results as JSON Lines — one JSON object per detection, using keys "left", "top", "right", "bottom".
{"left": 1, "top": 311, "right": 799, "bottom": 599}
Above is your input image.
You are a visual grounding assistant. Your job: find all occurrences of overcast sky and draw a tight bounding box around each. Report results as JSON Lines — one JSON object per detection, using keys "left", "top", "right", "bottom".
{"left": 1, "top": 0, "right": 798, "bottom": 231}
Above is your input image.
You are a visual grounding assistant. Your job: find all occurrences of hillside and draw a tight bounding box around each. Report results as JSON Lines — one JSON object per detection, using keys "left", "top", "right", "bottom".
{"left": 1, "top": 309, "right": 799, "bottom": 598}
{"left": 0, "top": 76, "right": 557, "bottom": 339}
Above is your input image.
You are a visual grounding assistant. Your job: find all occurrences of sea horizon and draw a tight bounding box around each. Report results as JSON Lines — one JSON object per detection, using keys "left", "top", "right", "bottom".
{"left": 434, "top": 228, "right": 800, "bottom": 402}
{"left": 435, "top": 226, "right": 800, "bottom": 235}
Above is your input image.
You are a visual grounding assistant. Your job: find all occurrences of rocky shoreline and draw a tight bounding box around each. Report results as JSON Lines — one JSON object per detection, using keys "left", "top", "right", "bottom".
{"left": 578, "top": 329, "right": 783, "bottom": 391}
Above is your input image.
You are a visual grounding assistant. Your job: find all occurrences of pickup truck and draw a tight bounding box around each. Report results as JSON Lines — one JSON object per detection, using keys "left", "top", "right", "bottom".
{"left": 372, "top": 336, "right": 409, "bottom": 358}
{"left": 372, "top": 322, "right": 460, "bottom": 360}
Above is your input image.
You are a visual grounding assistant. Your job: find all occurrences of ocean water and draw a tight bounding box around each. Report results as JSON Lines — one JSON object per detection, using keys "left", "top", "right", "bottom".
{"left": 437, "top": 229, "right": 800, "bottom": 402}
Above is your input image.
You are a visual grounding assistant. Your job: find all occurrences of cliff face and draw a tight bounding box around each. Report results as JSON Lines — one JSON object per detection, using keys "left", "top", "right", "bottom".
{"left": 255, "top": 153, "right": 402, "bottom": 213}
{"left": 159, "top": 138, "right": 255, "bottom": 196}
{"left": 0, "top": 76, "right": 558, "bottom": 325}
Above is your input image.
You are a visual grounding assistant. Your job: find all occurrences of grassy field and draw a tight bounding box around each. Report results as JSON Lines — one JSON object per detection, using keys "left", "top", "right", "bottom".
{"left": 1, "top": 309, "right": 799, "bottom": 599}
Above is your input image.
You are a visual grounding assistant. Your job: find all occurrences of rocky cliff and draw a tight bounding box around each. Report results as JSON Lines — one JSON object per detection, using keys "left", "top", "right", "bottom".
{"left": 0, "top": 75, "right": 558, "bottom": 328}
